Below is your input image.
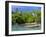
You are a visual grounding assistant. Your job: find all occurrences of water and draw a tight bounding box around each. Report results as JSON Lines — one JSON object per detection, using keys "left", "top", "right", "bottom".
{"left": 12, "top": 24, "right": 41, "bottom": 31}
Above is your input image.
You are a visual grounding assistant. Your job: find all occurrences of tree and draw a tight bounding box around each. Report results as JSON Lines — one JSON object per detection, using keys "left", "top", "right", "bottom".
{"left": 12, "top": 9, "right": 41, "bottom": 25}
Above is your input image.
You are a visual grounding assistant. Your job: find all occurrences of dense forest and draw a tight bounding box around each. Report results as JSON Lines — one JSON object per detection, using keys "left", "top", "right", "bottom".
{"left": 12, "top": 8, "right": 41, "bottom": 25}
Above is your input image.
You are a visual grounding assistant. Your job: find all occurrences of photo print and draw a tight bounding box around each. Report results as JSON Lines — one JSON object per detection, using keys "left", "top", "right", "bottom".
{"left": 5, "top": 1, "right": 45, "bottom": 36}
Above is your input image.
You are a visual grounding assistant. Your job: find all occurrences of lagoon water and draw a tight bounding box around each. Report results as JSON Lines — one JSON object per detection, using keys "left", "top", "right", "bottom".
{"left": 12, "top": 24, "right": 41, "bottom": 31}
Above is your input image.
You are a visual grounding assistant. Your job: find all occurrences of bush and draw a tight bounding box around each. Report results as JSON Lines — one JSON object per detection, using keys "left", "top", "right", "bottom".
{"left": 12, "top": 10, "right": 41, "bottom": 24}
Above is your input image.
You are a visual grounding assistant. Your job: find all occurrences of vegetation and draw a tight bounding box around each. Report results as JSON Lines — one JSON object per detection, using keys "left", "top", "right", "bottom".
{"left": 12, "top": 8, "right": 41, "bottom": 24}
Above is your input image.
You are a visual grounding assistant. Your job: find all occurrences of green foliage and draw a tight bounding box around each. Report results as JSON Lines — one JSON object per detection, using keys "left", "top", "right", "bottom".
{"left": 12, "top": 8, "right": 41, "bottom": 24}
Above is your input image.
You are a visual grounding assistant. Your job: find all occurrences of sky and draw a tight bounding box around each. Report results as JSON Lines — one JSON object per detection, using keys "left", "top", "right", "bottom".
{"left": 12, "top": 5, "right": 41, "bottom": 12}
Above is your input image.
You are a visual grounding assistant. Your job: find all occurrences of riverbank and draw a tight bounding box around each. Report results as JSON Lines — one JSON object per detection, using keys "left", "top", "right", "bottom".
{"left": 24, "top": 23, "right": 40, "bottom": 27}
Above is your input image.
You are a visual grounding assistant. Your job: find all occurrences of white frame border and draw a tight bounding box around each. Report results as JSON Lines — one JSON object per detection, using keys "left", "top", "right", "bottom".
{"left": 9, "top": 3, "right": 44, "bottom": 35}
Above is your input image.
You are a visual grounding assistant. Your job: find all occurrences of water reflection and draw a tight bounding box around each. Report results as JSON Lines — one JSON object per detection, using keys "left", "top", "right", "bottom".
{"left": 12, "top": 24, "right": 41, "bottom": 31}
